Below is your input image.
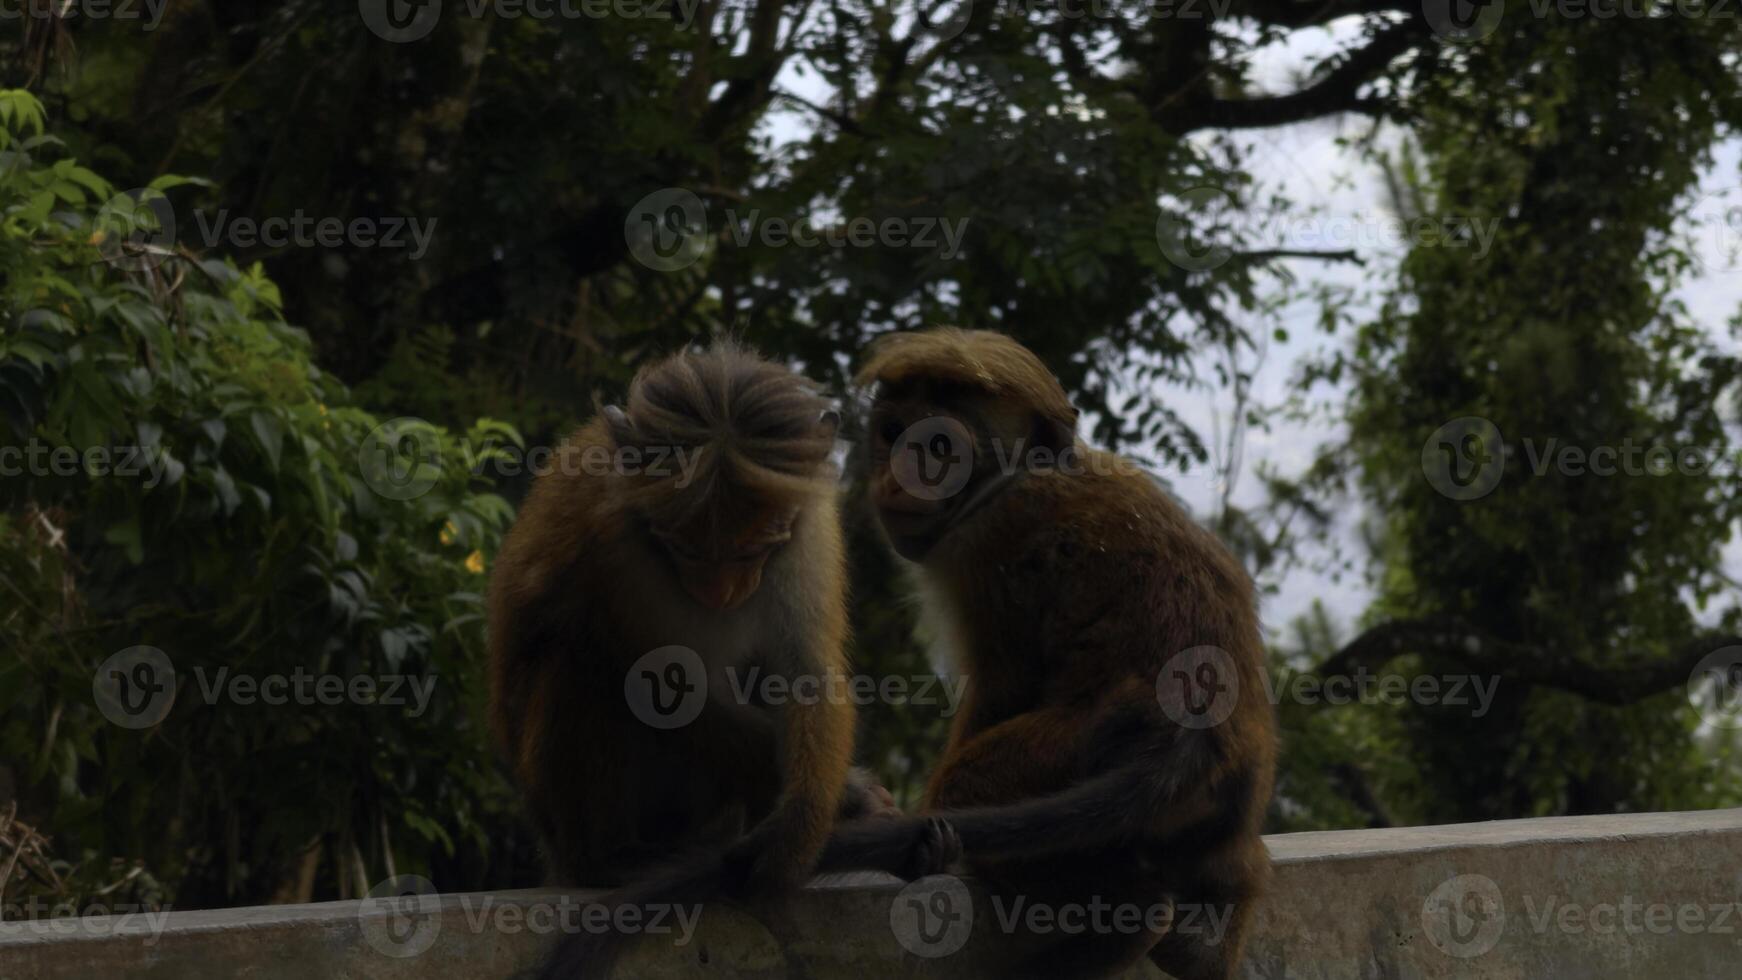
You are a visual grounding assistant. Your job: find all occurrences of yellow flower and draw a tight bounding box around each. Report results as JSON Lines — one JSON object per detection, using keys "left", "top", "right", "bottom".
{"left": 464, "top": 550, "right": 486, "bottom": 575}
{"left": 316, "top": 403, "right": 328, "bottom": 416}
{"left": 440, "top": 520, "right": 457, "bottom": 546}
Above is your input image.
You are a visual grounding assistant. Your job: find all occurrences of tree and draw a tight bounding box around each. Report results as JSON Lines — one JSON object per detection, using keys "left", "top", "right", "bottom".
{"left": 1277, "top": 15, "right": 1742, "bottom": 824}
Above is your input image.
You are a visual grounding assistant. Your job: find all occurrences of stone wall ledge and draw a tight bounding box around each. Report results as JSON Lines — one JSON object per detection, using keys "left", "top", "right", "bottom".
{"left": 4, "top": 808, "right": 1740, "bottom": 979}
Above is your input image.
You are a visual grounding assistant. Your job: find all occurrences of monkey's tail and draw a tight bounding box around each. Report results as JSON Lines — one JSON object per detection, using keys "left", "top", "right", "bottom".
{"left": 533, "top": 849, "right": 731, "bottom": 980}
{"left": 939, "top": 731, "right": 1224, "bottom": 859}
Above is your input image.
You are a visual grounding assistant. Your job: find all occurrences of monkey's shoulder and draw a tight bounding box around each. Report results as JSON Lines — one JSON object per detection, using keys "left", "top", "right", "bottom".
{"left": 1009, "top": 461, "right": 1254, "bottom": 615}
{"left": 1022, "top": 459, "right": 1210, "bottom": 555}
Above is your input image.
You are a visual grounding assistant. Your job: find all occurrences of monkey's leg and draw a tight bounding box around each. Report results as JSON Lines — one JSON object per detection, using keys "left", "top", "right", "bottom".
{"left": 1145, "top": 889, "right": 1253, "bottom": 980}
{"left": 1011, "top": 922, "right": 1172, "bottom": 980}
{"left": 1147, "top": 931, "right": 1236, "bottom": 980}
{"left": 923, "top": 707, "right": 1093, "bottom": 810}
{"left": 984, "top": 866, "right": 1173, "bottom": 980}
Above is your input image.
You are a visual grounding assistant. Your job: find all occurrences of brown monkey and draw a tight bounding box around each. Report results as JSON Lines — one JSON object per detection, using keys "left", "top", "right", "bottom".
{"left": 822, "top": 328, "right": 1276, "bottom": 980}
{"left": 488, "top": 343, "right": 879, "bottom": 896}
{"left": 502, "top": 345, "right": 960, "bottom": 980}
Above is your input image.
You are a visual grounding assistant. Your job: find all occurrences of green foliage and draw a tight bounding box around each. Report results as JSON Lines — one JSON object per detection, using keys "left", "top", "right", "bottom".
{"left": 1284, "top": 20, "right": 1742, "bottom": 824}
{"left": 0, "top": 92, "right": 521, "bottom": 906}
{"left": 0, "top": 0, "right": 1739, "bottom": 899}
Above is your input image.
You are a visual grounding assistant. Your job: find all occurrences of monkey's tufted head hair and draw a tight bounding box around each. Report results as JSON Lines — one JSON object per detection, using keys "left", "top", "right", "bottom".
{"left": 854, "top": 328, "right": 1077, "bottom": 438}
{"left": 602, "top": 342, "right": 838, "bottom": 524}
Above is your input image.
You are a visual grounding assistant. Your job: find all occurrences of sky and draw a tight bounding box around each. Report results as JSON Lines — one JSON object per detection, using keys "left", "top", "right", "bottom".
{"left": 1159, "top": 23, "right": 1742, "bottom": 636}
{"left": 763, "top": 17, "right": 1742, "bottom": 639}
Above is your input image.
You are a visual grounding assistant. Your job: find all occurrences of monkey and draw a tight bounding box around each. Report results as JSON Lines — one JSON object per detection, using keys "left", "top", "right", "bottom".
{"left": 495, "top": 344, "right": 960, "bottom": 980}
{"left": 488, "top": 342, "right": 875, "bottom": 894}
{"left": 818, "top": 327, "right": 1277, "bottom": 980}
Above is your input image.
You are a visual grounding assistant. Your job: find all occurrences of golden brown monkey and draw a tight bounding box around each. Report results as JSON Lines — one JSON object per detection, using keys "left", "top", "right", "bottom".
{"left": 505, "top": 345, "right": 960, "bottom": 980}
{"left": 489, "top": 343, "right": 875, "bottom": 896}
{"left": 821, "top": 328, "right": 1277, "bottom": 980}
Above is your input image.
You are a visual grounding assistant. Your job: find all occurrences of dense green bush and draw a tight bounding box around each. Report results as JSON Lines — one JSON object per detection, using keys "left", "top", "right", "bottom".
{"left": 0, "top": 91, "right": 522, "bottom": 908}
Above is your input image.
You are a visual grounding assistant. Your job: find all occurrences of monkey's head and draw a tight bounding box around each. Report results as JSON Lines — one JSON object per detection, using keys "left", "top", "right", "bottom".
{"left": 603, "top": 343, "right": 840, "bottom": 611}
{"left": 856, "top": 328, "right": 1077, "bottom": 562}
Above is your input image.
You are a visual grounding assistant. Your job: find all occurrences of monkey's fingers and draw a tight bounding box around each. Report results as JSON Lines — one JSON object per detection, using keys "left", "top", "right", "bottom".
{"left": 903, "top": 816, "right": 962, "bottom": 879}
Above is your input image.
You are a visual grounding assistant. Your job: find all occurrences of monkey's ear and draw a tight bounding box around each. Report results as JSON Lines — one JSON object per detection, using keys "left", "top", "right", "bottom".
{"left": 1033, "top": 413, "right": 1076, "bottom": 455}
{"left": 602, "top": 405, "right": 636, "bottom": 447}
{"left": 817, "top": 409, "right": 842, "bottom": 439}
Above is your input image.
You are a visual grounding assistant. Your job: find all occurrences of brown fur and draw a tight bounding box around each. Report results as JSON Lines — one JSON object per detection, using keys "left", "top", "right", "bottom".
{"left": 487, "top": 344, "right": 857, "bottom": 891}
{"left": 855, "top": 327, "right": 1078, "bottom": 439}
{"left": 856, "top": 328, "right": 1277, "bottom": 980}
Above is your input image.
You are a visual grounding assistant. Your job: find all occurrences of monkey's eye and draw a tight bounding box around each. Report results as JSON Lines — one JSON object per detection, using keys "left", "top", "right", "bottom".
{"left": 651, "top": 527, "right": 704, "bottom": 562}
{"left": 732, "top": 541, "right": 782, "bottom": 562}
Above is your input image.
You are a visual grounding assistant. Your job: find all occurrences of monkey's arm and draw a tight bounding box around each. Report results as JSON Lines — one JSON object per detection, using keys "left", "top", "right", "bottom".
{"left": 834, "top": 709, "right": 1225, "bottom": 868}
{"left": 727, "top": 662, "right": 856, "bottom": 893}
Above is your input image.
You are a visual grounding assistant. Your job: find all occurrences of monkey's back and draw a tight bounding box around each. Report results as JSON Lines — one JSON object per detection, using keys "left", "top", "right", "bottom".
{"left": 936, "top": 447, "right": 1276, "bottom": 976}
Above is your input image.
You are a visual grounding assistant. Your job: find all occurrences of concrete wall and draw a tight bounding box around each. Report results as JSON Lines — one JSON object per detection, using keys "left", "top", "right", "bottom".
{"left": 3, "top": 809, "right": 1740, "bottom": 979}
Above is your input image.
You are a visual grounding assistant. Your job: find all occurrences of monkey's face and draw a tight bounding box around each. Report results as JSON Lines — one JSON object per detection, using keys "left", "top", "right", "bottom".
{"left": 651, "top": 503, "right": 798, "bottom": 611}
{"left": 867, "top": 380, "right": 1074, "bottom": 561}
{"left": 866, "top": 388, "right": 1012, "bottom": 562}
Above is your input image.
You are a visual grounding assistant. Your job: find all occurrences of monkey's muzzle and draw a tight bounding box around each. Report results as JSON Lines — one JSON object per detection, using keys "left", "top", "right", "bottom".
{"left": 678, "top": 559, "right": 767, "bottom": 611}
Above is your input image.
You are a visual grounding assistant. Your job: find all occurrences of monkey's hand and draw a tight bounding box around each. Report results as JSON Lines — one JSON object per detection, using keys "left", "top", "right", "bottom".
{"left": 902, "top": 816, "right": 962, "bottom": 879}
{"left": 840, "top": 768, "right": 905, "bottom": 821}
{"left": 865, "top": 783, "right": 904, "bottom": 820}
{"left": 817, "top": 815, "right": 961, "bottom": 881}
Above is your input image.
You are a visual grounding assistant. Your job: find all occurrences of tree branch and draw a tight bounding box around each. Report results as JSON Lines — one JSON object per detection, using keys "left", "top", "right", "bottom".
{"left": 1158, "top": 17, "right": 1428, "bottom": 134}
{"left": 1314, "top": 617, "right": 1742, "bottom": 706}
{"left": 1230, "top": 0, "right": 1413, "bottom": 29}
{"left": 1239, "top": 247, "right": 1366, "bottom": 266}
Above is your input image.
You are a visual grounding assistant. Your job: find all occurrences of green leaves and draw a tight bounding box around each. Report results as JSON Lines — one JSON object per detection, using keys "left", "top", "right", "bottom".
{"left": 0, "top": 99, "right": 518, "bottom": 910}
{"left": 0, "top": 89, "right": 45, "bottom": 139}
